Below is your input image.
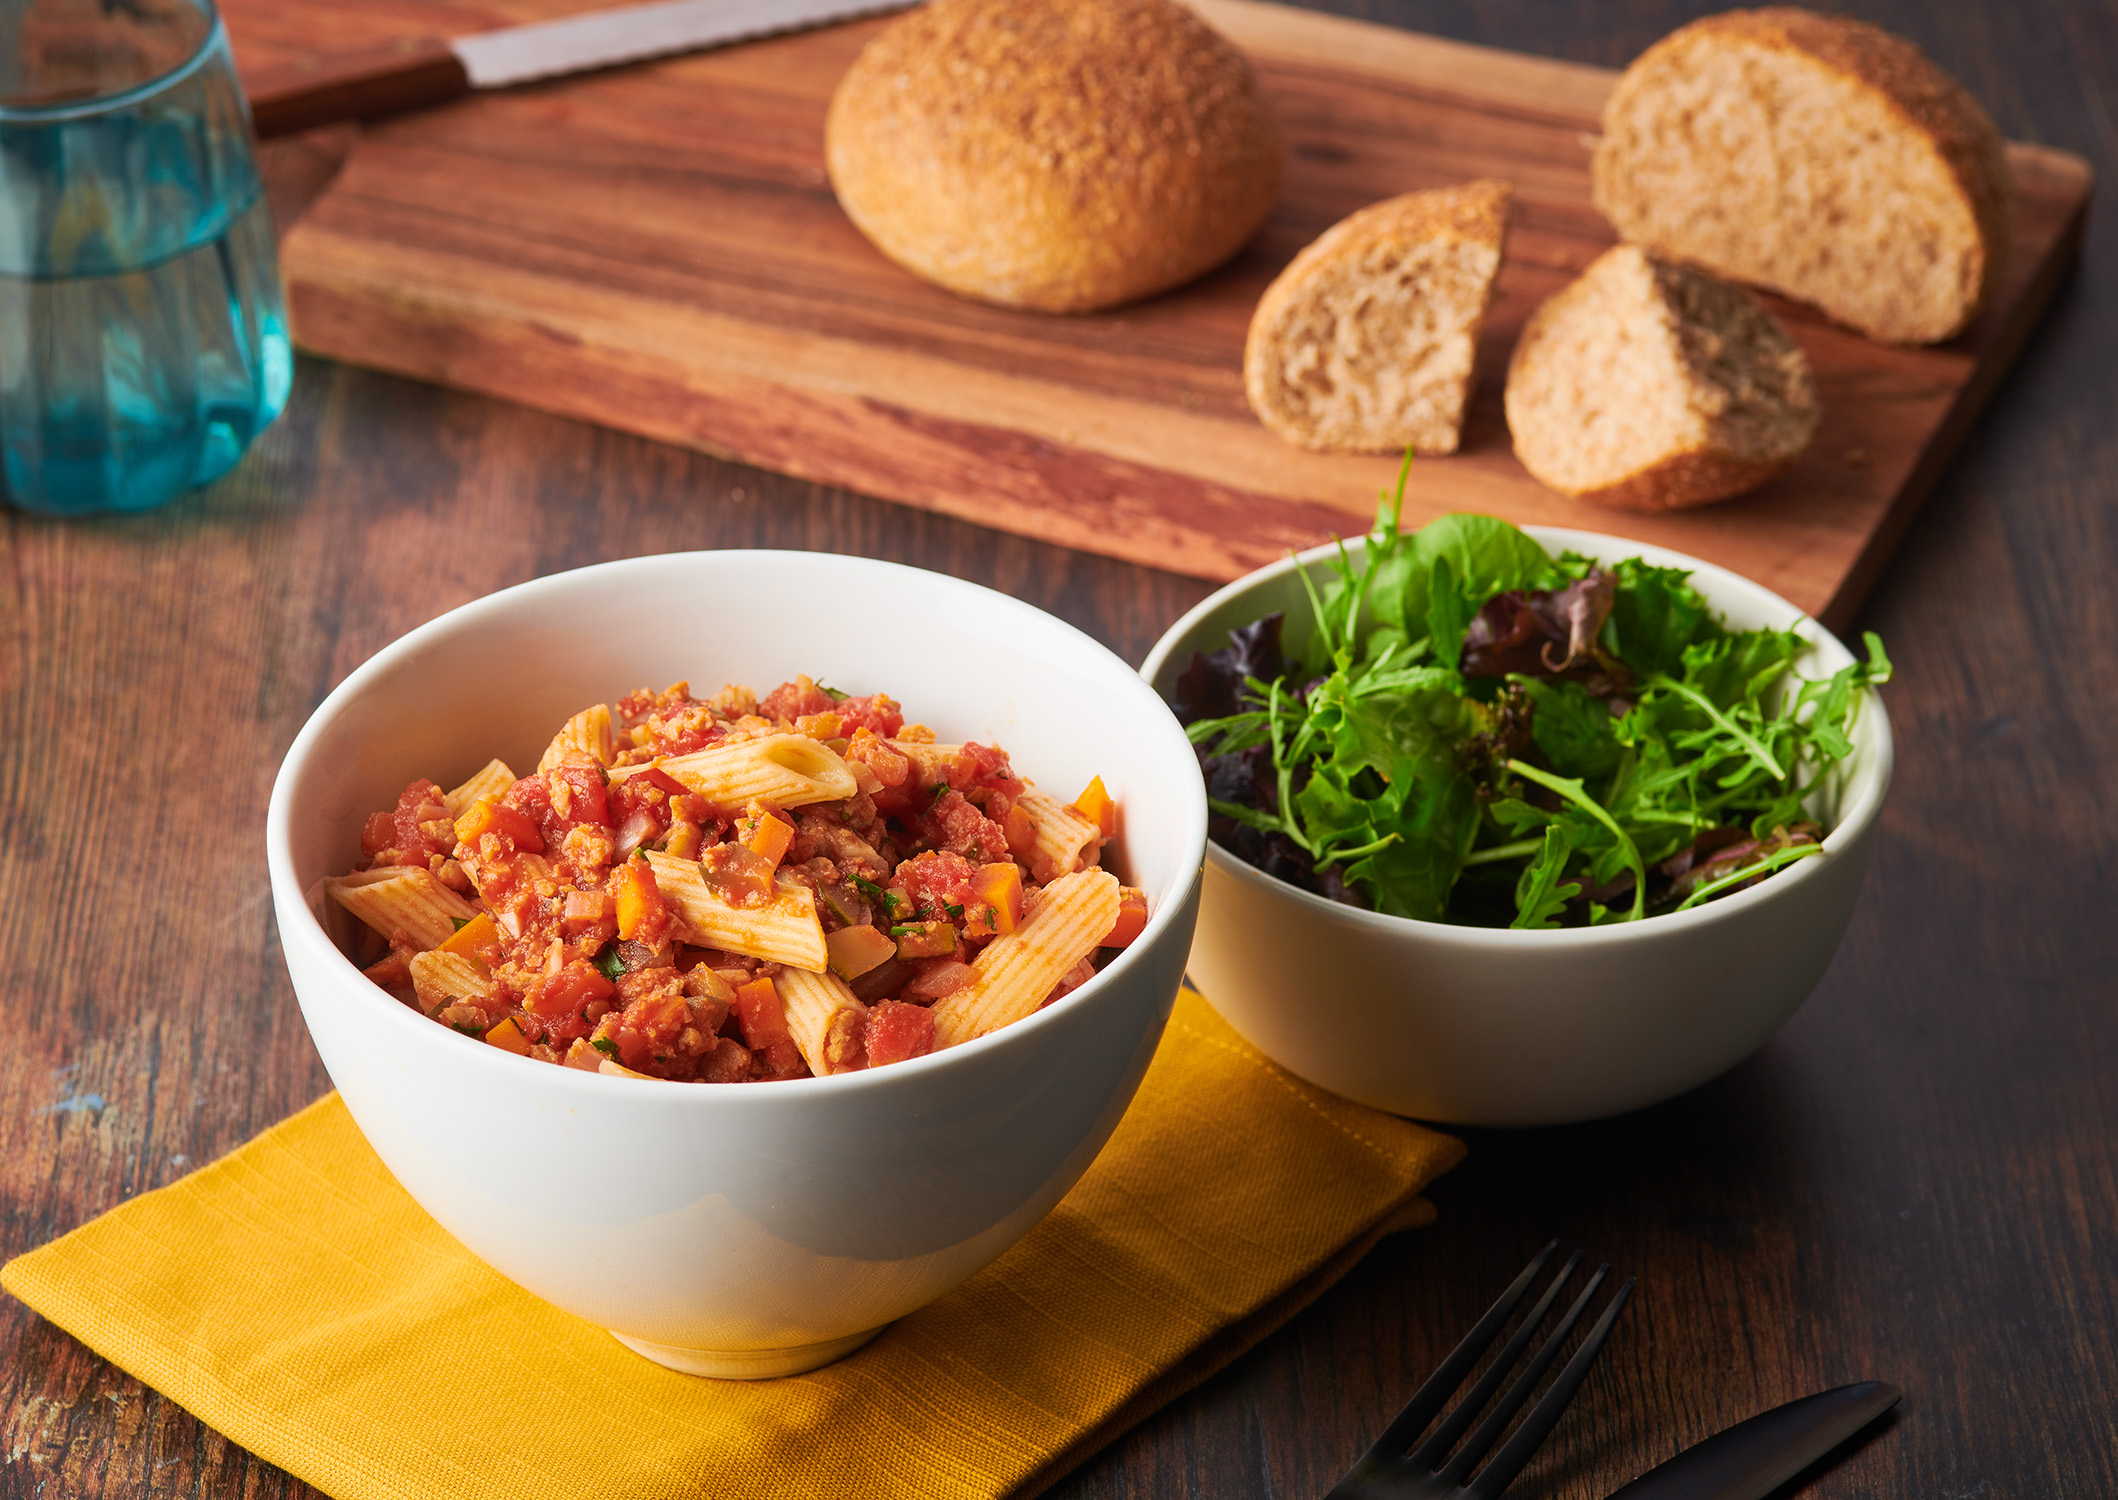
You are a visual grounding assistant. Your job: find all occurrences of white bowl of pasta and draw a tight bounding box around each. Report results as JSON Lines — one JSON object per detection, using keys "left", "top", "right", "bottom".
{"left": 1142, "top": 520, "right": 1893, "bottom": 1127}
{"left": 267, "top": 551, "right": 1205, "bottom": 1378}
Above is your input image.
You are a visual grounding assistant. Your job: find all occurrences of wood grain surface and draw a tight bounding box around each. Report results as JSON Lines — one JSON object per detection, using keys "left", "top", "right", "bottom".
{"left": 265, "top": 0, "right": 2090, "bottom": 630}
{"left": 4, "top": 2, "right": 2115, "bottom": 1499}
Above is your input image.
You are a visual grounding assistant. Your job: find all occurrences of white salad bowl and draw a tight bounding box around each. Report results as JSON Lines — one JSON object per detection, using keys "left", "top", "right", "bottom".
{"left": 1141, "top": 527, "right": 1892, "bottom": 1127}
{"left": 267, "top": 551, "right": 1206, "bottom": 1378}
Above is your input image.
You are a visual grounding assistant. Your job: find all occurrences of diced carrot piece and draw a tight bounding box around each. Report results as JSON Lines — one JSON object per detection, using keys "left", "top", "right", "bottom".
{"left": 735, "top": 975, "right": 792, "bottom": 1049}
{"left": 1002, "top": 802, "right": 1037, "bottom": 859}
{"left": 827, "top": 923, "right": 897, "bottom": 980}
{"left": 864, "top": 1001, "right": 936, "bottom": 1069}
{"left": 483, "top": 1017, "right": 532, "bottom": 1055}
{"left": 663, "top": 819, "right": 704, "bottom": 860}
{"left": 967, "top": 862, "right": 1024, "bottom": 937}
{"left": 743, "top": 807, "right": 796, "bottom": 867}
{"left": 612, "top": 858, "right": 668, "bottom": 941}
{"left": 453, "top": 797, "right": 545, "bottom": 854}
{"left": 438, "top": 910, "right": 500, "bottom": 962}
{"left": 1069, "top": 776, "right": 1116, "bottom": 838}
{"left": 1101, "top": 886, "right": 1150, "bottom": 948}
{"left": 892, "top": 921, "right": 958, "bottom": 959}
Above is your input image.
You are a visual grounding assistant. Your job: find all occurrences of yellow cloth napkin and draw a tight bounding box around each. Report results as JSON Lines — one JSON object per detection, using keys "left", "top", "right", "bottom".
{"left": 4, "top": 990, "right": 1461, "bottom": 1500}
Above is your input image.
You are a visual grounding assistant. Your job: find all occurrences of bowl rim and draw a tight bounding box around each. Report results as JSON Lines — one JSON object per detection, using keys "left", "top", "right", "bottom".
{"left": 1138, "top": 523, "right": 1895, "bottom": 948}
{"left": 267, "top": 548, "right": 1208, "bottom": 1097}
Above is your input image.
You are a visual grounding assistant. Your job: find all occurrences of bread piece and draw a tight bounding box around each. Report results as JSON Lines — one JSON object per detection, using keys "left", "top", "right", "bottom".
{"left": 1243, "top": 181, "right": 1510, "bottom": 455}
{"left": 825, "top": 0, "right": 1282, "bottom": 314}
{"left": 1592, "top": 7, "right": 2010, "bottom": 345}
{"left": 1504, "top": 245, "right": 1818, "bottom": 511}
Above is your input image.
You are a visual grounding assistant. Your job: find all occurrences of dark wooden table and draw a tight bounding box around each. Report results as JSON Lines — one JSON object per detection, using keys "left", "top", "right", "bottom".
{"left": 4, "top": 1, "right": 2112, "bottom": 1495}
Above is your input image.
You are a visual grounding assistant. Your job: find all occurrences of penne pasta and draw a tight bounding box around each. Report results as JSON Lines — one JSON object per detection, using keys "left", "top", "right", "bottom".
{"left": 655, "top": 733, "right": 857, "bottom": 810}
{"left": 325, "top": 867, "right": 480, "bottom": 953}
{"left": 1016, "top": 790, "right": 1104, "bottom": 884}
{"left": 931, "top": 869, "right": 1121, "bottom": 1049}
{"left": 409, "top": 950, "right": 492, "bottom": 1015}
{"left": 643, "top": 850, "right": 830, "bottom": 971}
{"left": 538, "top": 704, "right": 615, "bottom": 772}
{"left": 442, "top": 758, "right": 515, "bottom": 819}
{"left": 775, "top": 968, "right": 870, "bottom": 1077}
{"left": 886, "top": 739, "right": 962, "bottom": 786}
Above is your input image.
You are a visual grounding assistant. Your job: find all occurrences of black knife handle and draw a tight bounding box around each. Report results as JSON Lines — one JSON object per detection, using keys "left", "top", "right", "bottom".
{"left": 1606, "top": 1381, "right": 1902, "bottom": 1500}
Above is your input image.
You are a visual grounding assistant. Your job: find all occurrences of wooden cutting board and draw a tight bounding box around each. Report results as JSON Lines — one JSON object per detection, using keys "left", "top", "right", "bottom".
{"left": 269, "top": 0, "right": 2091, "bottom": 630}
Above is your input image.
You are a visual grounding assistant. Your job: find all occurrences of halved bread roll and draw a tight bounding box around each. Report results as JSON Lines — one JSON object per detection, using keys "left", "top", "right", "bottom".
{"left": 1592, "top": 7, "right": 2010, "bottom": 345}
{"left": 1244, "top": 181, "right": 1510, "bottom": 454}
{"left": 1504, "top": 245, "right": 1818, "bottom": 511}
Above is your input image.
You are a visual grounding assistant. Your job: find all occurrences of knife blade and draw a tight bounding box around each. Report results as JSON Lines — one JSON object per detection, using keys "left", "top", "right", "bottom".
{"left": 245, "top": 0, "right": 914, "bottom": 139}
{"left": 1604, "top": 1381, "right": 1901, "bottom": 1500}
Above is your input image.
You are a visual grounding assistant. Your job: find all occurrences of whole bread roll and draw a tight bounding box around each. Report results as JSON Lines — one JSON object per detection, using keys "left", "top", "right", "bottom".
{"left": 1592, "top": 8, "right": 2010, "bottom": 346}
{"left": 825, "top": 0, "right": 1283, "bottom": 314}
{"left": 1505, "top": 245, "right": 1818, "bottom": 511}
{"left": 1245, "top": 181, "right": 1511, "bottom": 455}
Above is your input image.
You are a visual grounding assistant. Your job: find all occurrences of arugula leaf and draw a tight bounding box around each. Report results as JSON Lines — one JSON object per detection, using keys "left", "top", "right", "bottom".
{"left": 1506, "top": 759, "right": 1647, "bottom": 921}
{"left": 1511, "top": 827, "right": 1581, "bottom": 929}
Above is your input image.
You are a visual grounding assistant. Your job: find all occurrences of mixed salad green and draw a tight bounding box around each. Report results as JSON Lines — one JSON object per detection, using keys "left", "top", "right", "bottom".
{"left": 1170, "top": 461, "right": 1891, "bottom": 928}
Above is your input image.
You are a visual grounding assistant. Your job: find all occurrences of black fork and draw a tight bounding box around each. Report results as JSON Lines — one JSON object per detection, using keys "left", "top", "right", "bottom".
{"left": 1325, "top": 1243, "right": 1633, "bottom": 1500}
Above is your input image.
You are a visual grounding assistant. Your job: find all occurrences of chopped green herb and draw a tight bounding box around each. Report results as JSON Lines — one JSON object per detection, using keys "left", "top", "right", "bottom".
{"left": 850, "top": 873, "right": 887, "bottom": 903}
{"left": 889, "top": 925, "right": 918, "bottom": 938}
{"left": 450, "top": 916, "right": 472, "bottom": 932}
{"left": 945, "top": 902, "right": 964, "bottom": 921}
{"left": 593, "top": 946, "right": 626, "bottom": 980}
{"left": 817, "top": 683, "right": 851, "bottom": 702}
{"left": 591, "top": 1035, "right": 618, "bottom": 1058}
{"left": 928, "top": 781, "right": 950, "bottom": 807}
{"left": 450, "top": 1021, "right": 483, "bottom": 1038}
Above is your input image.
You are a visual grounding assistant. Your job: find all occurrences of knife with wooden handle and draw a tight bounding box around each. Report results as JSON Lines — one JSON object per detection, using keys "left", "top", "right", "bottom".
{"left": 244, "top": 0, "right": 914, "bottom": 138}
{"left": 1603, "top": 1381, "right": 1901, "bottom": 1500}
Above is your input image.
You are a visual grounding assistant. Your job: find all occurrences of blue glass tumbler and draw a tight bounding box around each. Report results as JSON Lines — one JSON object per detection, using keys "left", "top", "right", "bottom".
{"left": 0, "top": 0, "right": 292, "bottom": 515}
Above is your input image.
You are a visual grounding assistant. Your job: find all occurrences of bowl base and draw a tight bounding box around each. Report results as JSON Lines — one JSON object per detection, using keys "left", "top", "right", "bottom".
{"left": 610, "top": 1324, "right": 887, "bottom": 1379}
